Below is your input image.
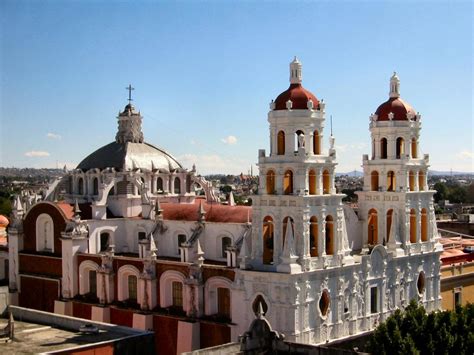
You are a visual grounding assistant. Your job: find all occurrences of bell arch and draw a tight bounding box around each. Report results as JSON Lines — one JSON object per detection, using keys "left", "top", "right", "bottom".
{"left": 283, "top": 170, "right": 293, "bottom": 195}
{"left": 313, "top": 130, "right": 321, "bottom": 155}
{"left": 386, "top": 209, "right": 393, "bottom": 242}
{"left": 310, "top": 216, "right": 318, "bottom": 257}
{"left": 262, "top": 216, "right": 274, "bottom": 265}
{"left": 325, "top": 215, "right": 334, "bottom": 255}
{"left": 323, "top": 170, "right": 330, "bottom": 194}
{"left": 277, "top": 131, "right": 285, "bottom": 155}
{"left": 371, "top": 171, "right": 379, "bottom": 191}
{"left": 380, "top": 138, "right": 388, "bottom": 159}
{"left": 266, "top": 170, "right": 275, "bottom": 194}
{"left": 411, "top": 138, "right": 418, "bottom": 158}
{"left": 308, "top": 169, "right": 317, "bottom": 195}
{"left": 387, "top": 171, "right": 396, "bottom": 191}
{"left": 421, "top": 208, "right": 428, "bottom": 242}
{"left": 410, "top": 208, "right": 417, "bottom": 243}
{"left": 396, "top": 137, "right": 405, "bottom": 159}
{"left": 368, "top": 209, "right": 378, "bottom": 245}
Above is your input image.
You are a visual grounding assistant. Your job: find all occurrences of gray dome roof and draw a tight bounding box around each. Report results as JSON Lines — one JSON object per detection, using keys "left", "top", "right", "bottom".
{"left": 77, "top": 141, "right": 182, "bottom": 172}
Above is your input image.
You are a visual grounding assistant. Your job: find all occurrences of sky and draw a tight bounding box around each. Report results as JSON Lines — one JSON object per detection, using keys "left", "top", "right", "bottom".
{"left": 0, "top": 0, "right": 472, "bottom": 175}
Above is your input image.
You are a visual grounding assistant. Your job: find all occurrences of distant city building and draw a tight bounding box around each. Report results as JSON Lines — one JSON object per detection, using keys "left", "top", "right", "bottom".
{"left": 6, "top": 59, "right": 442, "bottom": 352}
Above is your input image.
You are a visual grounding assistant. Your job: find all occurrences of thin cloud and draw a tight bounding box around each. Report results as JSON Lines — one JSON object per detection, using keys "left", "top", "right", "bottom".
{"left": 456, "top": 150, "right": 474, "bottom": 160}
{"left": 24, "top": 151, "right": 50, "bottom": 157}
{"left": 220, "top": 135, "right": 238, "bottom": 145}
{"left": 46, "top": 132, "right": 62, "bottom": 140}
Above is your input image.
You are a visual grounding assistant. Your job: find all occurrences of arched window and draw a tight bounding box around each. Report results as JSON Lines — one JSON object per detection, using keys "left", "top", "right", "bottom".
{"left": 100, "top": 232, "right": 110, "bottom": 252}
{"left": 266, "top": 170, "right": 275, "bottom": 194}
{"left": 252, "top": 295, "right": 268, "bottom": 315}
{"left": 78, "top": 177, "right": 84, "bottom": 195}
{"left": 409, "top": 171, "right": 416, "bottom": 191}
{"left": 368, "top": 209, "right": 378, "bottom": 245}
{"left": 295, "top": 130, "right": 304, "bottom": 152}
{"left": 79, "top": 260, "right": 99, "bottom": 296}
{"left": 410, "top": 209, "right": 417, "bottom": 243}
{"left": 386, "top": 209, "right": 393, "bottom": 243}
{"left": 325, "top": 215, "right": 334, "bottom": 255}
{"left": 262, "top": 216, "right": 274, "bottom": 265}
{"left": 221, "top": 237, "right": 232, "bottom": 258}
{"left": 323, "top": 169, "right": 330, "bottom": 194}
{"left": 277, "top": 131, "right": 285, "bottom": 155}
{"left": 313, "top": 130, "right": 321, "bottom": 155}
{"left": 309, "top": 170, "right": 317, "bottom": 195}
{"left": 93, "top": 177, "right": 99, "bottom": 195}
{"left": 380, "top": 138, "right": 388, "bottom": 159}
{"left": 177, "top": 234, "right": 186, "bottom": 255}
{"left": 387, "top": 171, "right": 396, "bottom": 191}
{"left": 419, "top": 171, "right": 425, "bottom": 191}
{"left": 217, "top": 287, "right": 231, "bottom": 319}
{"left": 396, "top": 137, "right": 405, "bottom": 159}
{"left": 421, "top": 208, "right": 428, "bottom": 242}
{"left": 411, "top": 138, "right": 418, "bottom": 158}
{"left": 371, "top": 171, "right": 379, "bottom": 191}
{"left": 36, "top": 214, "right": 54, "bottom": 253}
{"left": 172, "top": 281, "right": 183, "bottom": 309}
{"left": 156, "top": 177, "right": 163, "bottom": 192}
{"left": 283, "top": 170, "right": 293, "bottom": 195}
{"left": 319, "top": 290, "right": 330, "bottom": 317}
{"left": 417, "top": 272, "right": 425, "bottom": 295}
{"left": 282, "top": 216, "right": 294, "bottom": 247}
{"left": 310, "top": 216, "right": 318, "bottom": 257}
{"left": 174, "top": 177, "right": 181, "bottom": 194}
{"left": 128, "top": 275, "right": 137, "bottom": 302}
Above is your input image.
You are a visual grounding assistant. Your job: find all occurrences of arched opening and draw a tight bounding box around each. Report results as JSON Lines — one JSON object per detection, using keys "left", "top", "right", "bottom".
{"left": 78, "top": 177, "right": 84, "bottom": 195}
{"left": 368, "top": 209, "right": 378, "bottom": 245}
{"left": 127, "top": 275, "right": 138, "bottom": 302}
{"left": 100, "top": 232, "right": 110, "bottom": 252}
{"left": 396, "top": 137, "right": 405, "bottom": 159}
{"left": 252, "top": 295, "right": 268, "bottom": 315}
{"left": 295, "top": 130, "right": 304, "bottom": 152}
{"left": 325, "top": 215, "right": 334, "bottom": 255}
{"left": 174, "top": 177, "right": 181, "bottom": 194}
{"left": 283, "top": 170, "right": 293, "bottom": 195}
{"left": 172, "top": 281, "right": 183, "bottom": 310}
{"left": 411, "top": 138, "right": 418, "bottom": 158}
{"left": 310, "top": 216, "right": 318, "bottom": 257}
{"left": 319, "top": 290, "right": 330, "bottom": 317}
{"left": 93, "top": 177, "right": 99, "bottom": 195}
{"left": 419, "top": 171, "right": 425, "bottom": 191}
{"left": 417, "top": 272, "right": 425, "bottom": 295}
{"left": 221, "top": 236, "right": 232, "bottom": 258}
{"left": 421, "top": 208, "right": 428, "bottom": 242}
{"left": 36, "top": 214, "right": 54, "bottom": 252}
{"left": 323, "top": 170, "right": 330, "bottom": 194}
{"left": 387, "top": 171, "right": 396, "bottom": 191}
{"left": 266, "top": 170, "right": 275, "bottom": 194}
{"left": 386, "top": 209, "right": 393, "bottom": 243}
{"left": 217, "top": 287, "right": 231, "bottom": 320}
{"left": 277, "top": 131, "right": 285, "bottom": 155}
{"left": 409, "top": 171, "right": 416, "bottom": 191}
{"left": 282, "top": 216, "right": 294, "bottom": 247}
{"left": 410, "top": 209, "right": 417, "bottom": 243}
{"left": 262, "top": 216, "right": 274, "bottom": 265}
{"left": 371, "top": 171, "right": 379, "bottom": 191}
{"left": 380, "top": 138, "right": 388, "bottom": 159}
{"left": 313, "top": 130, "right": 321, "bottom": 155}
{"left": 156, "top": 177, "right": 163, "bottom": 192}
{"left": 308, "top": 169, "right": 317, "bottom": 195}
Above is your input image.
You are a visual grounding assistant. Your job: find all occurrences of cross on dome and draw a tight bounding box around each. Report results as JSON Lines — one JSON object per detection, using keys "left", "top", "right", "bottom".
{"left": 126, "top": 84, "right": 135, "bottom": 103}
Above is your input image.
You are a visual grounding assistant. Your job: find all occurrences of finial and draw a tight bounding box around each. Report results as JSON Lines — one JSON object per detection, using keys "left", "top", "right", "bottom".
{"left": 126, "top": 84, "right": 135, "bottom": 103}
{"left": 228, "top": 191, "right": 235, "bottom": 206}
{"left": 256, "top": 300, "right": 265, "bottom": 318}
{"left": 13, "top": 195, "right": 23, "bottom": 212}
{"left": 74, "top": 199, "right": 81, "bottom": 215}
{"left": 154, "top": 199, "right": 163, "bottom": 216}
{"left": 289, "top": 57, "right": 302, "bottom": 84}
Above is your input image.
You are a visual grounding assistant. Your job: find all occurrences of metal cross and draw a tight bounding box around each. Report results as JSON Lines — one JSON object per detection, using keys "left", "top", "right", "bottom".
{"left": 126, "top": 84, "right": 135, "bottom": 103}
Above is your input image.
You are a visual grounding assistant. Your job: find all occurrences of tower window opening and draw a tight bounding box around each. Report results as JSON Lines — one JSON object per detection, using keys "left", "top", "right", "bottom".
{"left": 380, "top": 138, "right": 387, "bottom": 159}
{"left": 156, "top": 177, "right": 163, "bottom": 192}
{"left": 325, "top": 215, "right": 334, "bottom": 255}
{"left": 421, "top": 208, "right": 428, "bottom": 242}
{"left": 417, "top": 272, "right": 425, "bottom": 295}
{"left": 323, "top": 170, "right": 330, "bottom": 194}
{"left": 387, "top": 171, "right": 396, "bottom": 191}
{"left": 78, "top": 177, "right": 84, "bottom": 195}
{"left": 277, "top": 131, "right": 285, "bottom": 155}
{"left": 266, "top": 170, "right": 275, "bottom": 194}
{"left": 309, "top": 170, "right": 317, "bottom": 195}
{"left": 409, "top": 171, "right": 416, "bottom": 191}
{"left": 410, "top": 209, "right": 417, "bottom": 243}
{"left": 283, "top": 170, "right": 293, "bottom": 195}
{"left": 396, "top": 137, "right": 405, "bottom": 159}
{"left": 100, "top": 232, "right": 110, "bottom": 252}
{"left": 93, "top": 177, "right": 99, "bottom": 195}
{"left": 386, "top": 209, "right": 393, "bottom": 243}
{"left": 319, "top": 290, "right": 330, "bottom": 317}
{"left": 178, "top": 234, "right": 187, "bottom": 251}
{"left": 370, "top": 286, "right": 378, "bottom": 313}
{"left": 295, "top": 130, "right": 304, "bottom": 152}
{"left": 174, "top": 177, "right": 181, "bottom": 194}
{"left": 310, "top": 216, "right": 318, "bottom": 257}
{"left": 313, "top": 130, "right": 321, "bottom": 155}
{"left": 371, "top": 171, "right": 379, "bottom": 191}
{"left": 368, "top": 209, "right": 378, "bottom": 245}
{"left": 221, "top": 237, "right": 232, "bottom": 258}
{"left": 89, "top": 270, "right": 97, "bottom": 296}
{"left": 411, "top": 138, "right": 418, "bottom": 158}
{"left": 419, "top": 171, "right": 425, "bottom": 191}
{"left": 262, "top": 216, "right": 274, "bottom": 265}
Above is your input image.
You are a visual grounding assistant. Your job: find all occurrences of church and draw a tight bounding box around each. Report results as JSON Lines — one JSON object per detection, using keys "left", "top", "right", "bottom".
{"left": 6, "top": 58, "right": 442, "bottom": 353}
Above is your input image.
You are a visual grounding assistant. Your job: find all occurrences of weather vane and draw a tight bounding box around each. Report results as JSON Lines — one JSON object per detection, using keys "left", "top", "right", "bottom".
{"left": 126, "top": 84, "right": 135, "bottom": 103}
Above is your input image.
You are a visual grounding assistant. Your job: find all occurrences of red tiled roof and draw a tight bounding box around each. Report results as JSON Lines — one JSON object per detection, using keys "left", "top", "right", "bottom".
{"left": 375, "top": 97, "right": 416, "bottom": 121}
{"left": 274, "top": 84, "right": 319, "bottom": 110}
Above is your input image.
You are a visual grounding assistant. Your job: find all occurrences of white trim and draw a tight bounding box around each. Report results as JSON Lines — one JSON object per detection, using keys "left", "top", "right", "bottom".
{"left": 79, "top": 260, "right": 99, "bottom": 295}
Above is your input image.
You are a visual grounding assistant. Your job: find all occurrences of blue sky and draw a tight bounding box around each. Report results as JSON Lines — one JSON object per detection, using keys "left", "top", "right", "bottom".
{"left": 1, "top": 0, "right": 472, "bottom": 175}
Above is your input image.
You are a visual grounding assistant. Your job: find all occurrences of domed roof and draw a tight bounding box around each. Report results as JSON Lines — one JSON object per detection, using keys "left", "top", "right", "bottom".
{"left": 375, "top": 97, "right": 416, "bottom": 121}
{"left": 77, "top": 141, "right": 182, "bottom": 172}
{"left": 274, "top": 84, "right": 319, "bottom": 110}
{"left": 0, "top": 215, "right": 9, "bottom": 227}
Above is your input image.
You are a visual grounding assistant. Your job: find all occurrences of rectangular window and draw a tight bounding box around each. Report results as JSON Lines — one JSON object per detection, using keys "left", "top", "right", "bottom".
{"left": 89, "top": 270, "right": 97, "bottom": 295}
{"left": 138, "top": 232, "right": 147, "bottom": 240}
{"left": 370, "top": 286, "right": 378, "bottom": 314}
{"left": 128, "top": 275, "right": 137, "bottom": 301}
{"left": 172, "top": 281, "right": 183, "bottom": 308}
{"left": 217, "top": 287, "right": 231, "bottom": 319}
{"left": 454, "top": 288, "right": 462, "bottom": 307}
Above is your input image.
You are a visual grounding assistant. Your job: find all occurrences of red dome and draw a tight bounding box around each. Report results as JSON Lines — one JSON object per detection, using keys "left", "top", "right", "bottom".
{"left": 274, "top": 84, "right": 319, "bottom": 110}
{"left": 0, "top": 215, "right": 9, "bottom": 227}
{"left": 375, "top": 97, "right": 416, "bottom": 121}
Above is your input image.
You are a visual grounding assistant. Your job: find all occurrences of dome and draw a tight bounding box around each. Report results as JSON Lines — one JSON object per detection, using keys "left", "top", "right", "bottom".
{"left": 77, "top": 141, "right": 182, "bottom": 172}
{"left": 375, "top": 97, "right": 416, "bottom": 121}
{"left": 0, "top": 215, "right": 9, "bottom": 227}
{"left": 274, "top": 84, "right": 319, "bottom": 110}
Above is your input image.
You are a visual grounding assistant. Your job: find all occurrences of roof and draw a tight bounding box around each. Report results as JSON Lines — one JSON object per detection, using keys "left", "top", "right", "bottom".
{"left": 440, "top": 236, "right": 474, "bottom": 264}
{"left": 76, "top": 141, "right": 182, "bottom": 172}
{"left": 162, "top": 200, "right": 252, "bottom": 223}
{"left": 274, "top": 83, "right": 319, "bottom": 110}
{"left": 0, "top": 215, "right": 8, "bottom": 227}
{"left": 375, "top": 97, "right": 416, "bottom": 121}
